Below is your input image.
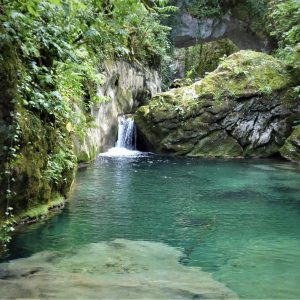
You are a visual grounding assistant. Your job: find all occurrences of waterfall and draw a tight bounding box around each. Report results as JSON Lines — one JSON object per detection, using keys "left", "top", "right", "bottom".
{"left": 100, "top": 115, "right": 143, "bottom": 157}
{"left": 116, "top": 115, "right": 136, "bottom": 150}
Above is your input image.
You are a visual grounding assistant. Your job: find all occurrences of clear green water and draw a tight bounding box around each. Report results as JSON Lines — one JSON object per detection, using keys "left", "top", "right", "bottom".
{"left": 6, "top": 155, "right": 300, "bottom": 298}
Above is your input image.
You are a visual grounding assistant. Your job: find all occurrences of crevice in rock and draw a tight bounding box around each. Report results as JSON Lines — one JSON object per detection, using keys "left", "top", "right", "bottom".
{"left": 225, "top": 129, "right": 244, "bottom": 150}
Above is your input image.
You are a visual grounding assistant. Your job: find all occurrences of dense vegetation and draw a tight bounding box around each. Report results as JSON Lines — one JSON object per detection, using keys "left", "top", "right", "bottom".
{"left": 0, "top": 0, "right": 174, "bottom": 254}
{"left": 268, "top": 0, "right": 300, "bottom": 82}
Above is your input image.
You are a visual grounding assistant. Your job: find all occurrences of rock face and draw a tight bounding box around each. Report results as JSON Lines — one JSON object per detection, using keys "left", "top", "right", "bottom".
{"left": 135, "top": 51, "right": 300, "bottom": 159}
{"left": 173, "top": 10, "right": 270, "bottom": 51}
{"left": 0, "top": 59, "right": 160, "bottom": 217}
{"left": 280, "top": 126, "right": 300, "bottom": 163}
{"left": 73, "top": 61, "right": 161, "bottom": 162}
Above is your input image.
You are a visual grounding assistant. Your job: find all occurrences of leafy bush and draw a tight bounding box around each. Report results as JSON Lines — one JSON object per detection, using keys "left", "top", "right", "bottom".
{"left": 0, "top": 0, "right": 174, "bottom": 251}
{"left": 268, "top": 0, "right": 300, "bottom": 66}
{"left": 183, "top": 0, "right": 222, "bottom": 19}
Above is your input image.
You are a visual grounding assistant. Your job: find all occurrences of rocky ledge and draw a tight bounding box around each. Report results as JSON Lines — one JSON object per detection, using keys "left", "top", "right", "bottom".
{"left": 135, "top": 51, "right": 300, "bottom": 161}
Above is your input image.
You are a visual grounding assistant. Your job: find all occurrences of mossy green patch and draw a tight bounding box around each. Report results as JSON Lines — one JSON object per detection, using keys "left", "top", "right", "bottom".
{"left": 76, "top": 145, "right": 97, "bottom": 163}
{"left": 139, "top": 51, "right": 291, "bottom": 121}
{"left": 182, "top": 39, "right": 239, "bottom": 80}
{"left": 280, "top": 125, "right": 300, "bottom": 163}
{"left": 187, "top": 131, "right": 243, "bottom": 157}
{"left": 9, "top": 105, "right": 76, "bottom": 215}
{"left": 0, "top": 196, "right": 66, "bottom": 238}
{"left": 194, "top": 51, "right": 291, "bottom": 100}
{"left": 18, "top": 196, "right": 65, "bottom": 221}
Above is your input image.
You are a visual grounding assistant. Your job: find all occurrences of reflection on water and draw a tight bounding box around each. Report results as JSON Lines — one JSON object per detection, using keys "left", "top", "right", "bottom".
{"left": 4, "top": 155, "right": 300, "bottom": 299}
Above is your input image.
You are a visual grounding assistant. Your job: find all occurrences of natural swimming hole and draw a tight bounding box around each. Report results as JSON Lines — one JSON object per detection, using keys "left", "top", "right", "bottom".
{"left": 1, "top": 153, "right": 300, "bottom": 299}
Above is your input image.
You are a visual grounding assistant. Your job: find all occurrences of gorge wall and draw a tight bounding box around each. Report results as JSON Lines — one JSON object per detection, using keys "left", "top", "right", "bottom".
{"left": 135, "top": 51, "right": 300, "bottom": 161}
{"left": 171, "top": 0, "right": 271, "bottom": 51}
{"left": 0, "top": 60, "right": 161, "bottom": 219}
{"left": 74, "top": 61, "right": 161, "bottom": 162}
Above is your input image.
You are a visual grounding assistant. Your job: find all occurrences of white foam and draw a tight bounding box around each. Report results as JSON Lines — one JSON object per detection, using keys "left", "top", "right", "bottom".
{"left": 99, "top": 147, "right": 146, "bottom": 157}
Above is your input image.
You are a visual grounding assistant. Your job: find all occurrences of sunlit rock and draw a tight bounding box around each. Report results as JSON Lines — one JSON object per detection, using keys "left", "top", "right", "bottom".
{"left": 0, "top": 239, "right": 237, "bottom": 299}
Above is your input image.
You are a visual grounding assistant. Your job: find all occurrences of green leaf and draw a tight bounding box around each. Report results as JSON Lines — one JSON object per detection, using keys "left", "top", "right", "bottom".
{"left": 26, "top": 4, "right": 37, "bottom": 16}
{"left": 49, "top": 0, "right": 62, "bottom": 6}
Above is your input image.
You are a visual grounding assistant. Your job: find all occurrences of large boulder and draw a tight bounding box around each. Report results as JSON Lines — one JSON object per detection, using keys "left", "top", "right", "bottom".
{"left": 135, "top": 51, "right": 300, "bottom": 159}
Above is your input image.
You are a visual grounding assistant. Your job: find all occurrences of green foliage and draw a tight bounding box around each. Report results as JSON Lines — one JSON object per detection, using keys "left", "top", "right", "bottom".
{"left": 268, "top": 0, "right": 300, "bottom": 49}
{"left": 161, "top": 44, "right": 177, "bottom": 90}
{"left": 44, "top": 148, "right": 76, "bottom": 184}
{"left": 183, "top": 39, "right": 239, "bottom": 81}
{"left": 231, "top": 0, "right": 268, "bottom": 33}
{"left": 184, "top": 0, "right": 222, "bottom": 19}
{"left": 0, "top": 207, "right": 15, "bottom": 256}
{"left": 268, "top": 0, "right": 300, "bottom": 68}
{"left": 0, "top": 0, "right": 173, "bottom": 251}
{"left": 0, "top": 0, "right": 174, "bottom": 132}
{"left": 0, "top": 109, "right": 20, "bottom": 255}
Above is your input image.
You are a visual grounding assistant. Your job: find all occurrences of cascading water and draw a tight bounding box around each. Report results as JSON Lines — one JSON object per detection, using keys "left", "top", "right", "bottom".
{"left": 100, "top": 115, "right": 143, "bottom": 157}
{"left": 116, "top": 115, "right": 136, "bottom": 150}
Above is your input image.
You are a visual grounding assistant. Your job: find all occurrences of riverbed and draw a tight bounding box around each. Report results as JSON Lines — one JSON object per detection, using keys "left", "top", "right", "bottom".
{"left": 2, "top": 152, "right": 300, "bottom": 299}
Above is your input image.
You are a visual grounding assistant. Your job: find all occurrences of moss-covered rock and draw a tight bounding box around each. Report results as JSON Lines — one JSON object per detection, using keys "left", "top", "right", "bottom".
{"left": 194, "top": 50, "right": 291, "bottom": 99}
{"left": 188, "top": 131, "right": 243, "bottom": 157}
{"left": 17, "top": 195, "right": 66, "bottom": 224}
{"left": 280, "top": 126, "right": 300, "bottom": 163}
{"left": 182, "top": 38, "right": 239, "bottom": 80}
{"left": 0, "top": 42, "right": 18, "bottom": 215}
{"left": 9, "top": 107, "right": 76, "bottom": 215}
{"left": 135, "top": 50, "right": 299, "bottom": 159}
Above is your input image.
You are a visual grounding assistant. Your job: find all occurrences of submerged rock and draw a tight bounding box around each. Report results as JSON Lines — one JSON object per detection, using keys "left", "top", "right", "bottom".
{"left": 135, "top": 51, "right": 300, "bottom": 159}
{"left": 0, "top": 239, "right": 237, "bottom": 299}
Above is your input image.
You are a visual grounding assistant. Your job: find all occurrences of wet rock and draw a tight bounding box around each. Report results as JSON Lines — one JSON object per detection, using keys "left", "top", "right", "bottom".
{"left": 280, "top": 125, "right": 300, "bottom": 163}
{"left": 73, "top": 61, "right": 161, "bottom": 162}
{"left": 173, "top": 11, "right": 268, "bottom": 51}
{"left": 135, "top": 51, "right": 299, "bottom": 159}
{"left": 188, "top": 131, "right": 243, "bottom": 158}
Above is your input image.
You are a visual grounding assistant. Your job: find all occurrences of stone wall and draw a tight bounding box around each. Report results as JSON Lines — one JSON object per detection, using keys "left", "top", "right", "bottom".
{"left": 74, "top": 61, "right": 161, "bottom": 162}
{"left": 171, "top": 1, "right": 271, "bottom": 51}
{"left": 135, "top": 51, "right": 300, "bottom": 161}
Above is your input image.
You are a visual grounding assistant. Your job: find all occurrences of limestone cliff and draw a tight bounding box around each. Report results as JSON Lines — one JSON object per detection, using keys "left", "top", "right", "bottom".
{"left": 171, "top": 1, "right": 271, "bottom": 51}
{"left": 135, "top": 51, "right": 300, "bottom": 159}
{"left": 73, "top": 61, "right": 161, "bottom": 162}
